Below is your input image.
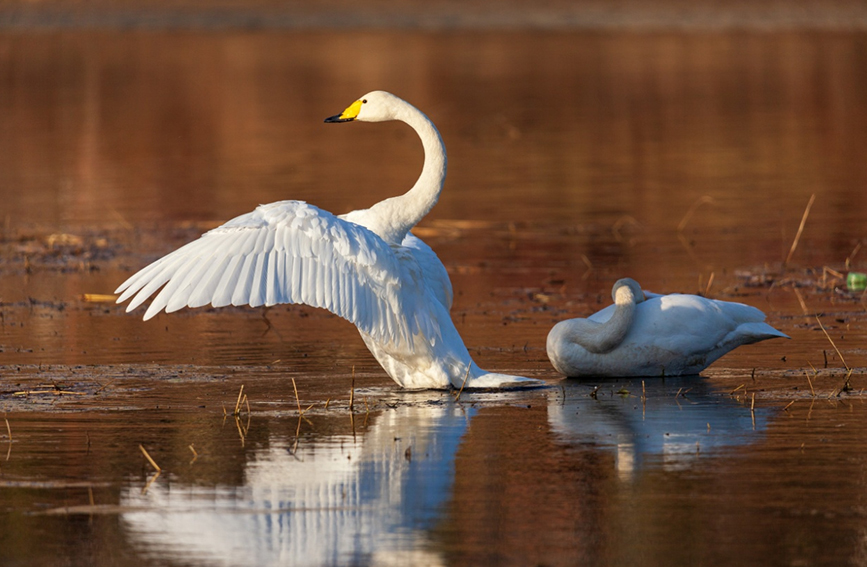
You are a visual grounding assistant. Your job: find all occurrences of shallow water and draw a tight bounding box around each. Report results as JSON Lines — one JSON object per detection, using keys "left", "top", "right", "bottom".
{"left": 1, "top": 26, "right": 867, "bottom": 566}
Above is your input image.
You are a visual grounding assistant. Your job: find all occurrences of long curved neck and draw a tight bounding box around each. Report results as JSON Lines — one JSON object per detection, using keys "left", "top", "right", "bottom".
{"left": 568, "top": 287, "right": 637, "bottom": 354}
{"left": 366, "top": 103, "right": 447, "bottom": 244}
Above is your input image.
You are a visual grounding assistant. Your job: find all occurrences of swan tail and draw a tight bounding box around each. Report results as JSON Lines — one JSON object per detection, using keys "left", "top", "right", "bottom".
{"left": 464, "top": 373, "right": 547, "bottom": 390}
{"left": 725, "top": 322, "right": 790, "bottom": 346}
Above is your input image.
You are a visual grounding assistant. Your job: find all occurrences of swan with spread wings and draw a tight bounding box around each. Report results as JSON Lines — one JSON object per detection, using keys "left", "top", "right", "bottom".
{"left": 116, "top": 91, "right": 541, "bottom": 390}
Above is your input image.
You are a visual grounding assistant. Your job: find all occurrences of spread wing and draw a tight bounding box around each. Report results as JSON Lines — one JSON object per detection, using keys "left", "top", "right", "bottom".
{"left": 115, "top": 200, "right": 438, "bottom": 346}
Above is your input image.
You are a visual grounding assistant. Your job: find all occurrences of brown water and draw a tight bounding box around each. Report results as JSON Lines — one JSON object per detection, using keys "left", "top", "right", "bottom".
{"left": 1, "top": 27, "right": 867, "bottom": 566}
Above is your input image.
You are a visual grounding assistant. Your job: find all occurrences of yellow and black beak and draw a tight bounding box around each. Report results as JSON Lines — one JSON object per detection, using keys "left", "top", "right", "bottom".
{"left": 324, "top": 99, "right": 363, "bottom": 123}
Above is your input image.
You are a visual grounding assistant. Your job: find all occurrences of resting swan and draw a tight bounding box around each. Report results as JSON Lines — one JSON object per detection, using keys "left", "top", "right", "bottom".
{"left": 546, "top": 278, "right": 789, "bottom": 377}
{"left": 115, "top": 91, "right": 541, "bottom": 390}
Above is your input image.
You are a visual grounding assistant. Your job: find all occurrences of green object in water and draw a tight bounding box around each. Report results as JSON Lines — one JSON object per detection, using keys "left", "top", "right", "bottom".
{"left": 847, "top": 271, "right": 867, "bottom": 291}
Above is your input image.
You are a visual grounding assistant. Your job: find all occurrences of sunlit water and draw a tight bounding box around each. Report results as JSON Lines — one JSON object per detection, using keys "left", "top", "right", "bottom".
{"left": 1, "top": 26, "right": 866, "bottom": 567}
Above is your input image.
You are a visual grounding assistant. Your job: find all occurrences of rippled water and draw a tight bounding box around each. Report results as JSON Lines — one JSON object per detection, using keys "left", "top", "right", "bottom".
{"left": 1, "top": 26, "right": 866, "bottom": 567}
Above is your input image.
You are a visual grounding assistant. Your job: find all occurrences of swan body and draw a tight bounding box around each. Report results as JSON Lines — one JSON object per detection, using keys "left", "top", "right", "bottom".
{"left": 115, "top": 91, "right": 541, "bottom": 390}
{"left": 547, "top": 278, "right": 789, "bottom": 377}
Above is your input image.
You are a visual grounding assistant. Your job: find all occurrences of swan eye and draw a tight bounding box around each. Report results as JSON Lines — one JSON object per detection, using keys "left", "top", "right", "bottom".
{"left": 362, "top": 99, "right": 367, "bottom": 104}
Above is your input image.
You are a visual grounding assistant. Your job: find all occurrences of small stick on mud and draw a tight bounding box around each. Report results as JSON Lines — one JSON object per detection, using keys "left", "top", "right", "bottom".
{"left": 783, "top": 193, "right": 816, "bottom": 270}
{"left": 139, "top": 445, "right": 161, "bottom": 473}
{"left": 454, "top": 364, "right": 471, "bottom": 402}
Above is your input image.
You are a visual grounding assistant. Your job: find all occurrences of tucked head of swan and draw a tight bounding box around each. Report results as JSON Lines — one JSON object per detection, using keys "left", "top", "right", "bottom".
{"left": 612, "top": 277, "right": 645, "bottom": 305}
{"left": 324, "top": 90, "right": 401, "bottom": 124}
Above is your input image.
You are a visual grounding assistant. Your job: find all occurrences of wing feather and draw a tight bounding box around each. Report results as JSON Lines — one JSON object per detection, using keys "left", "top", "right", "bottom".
{"left": 115, "top": 200, "right": 432, "bottom": 345}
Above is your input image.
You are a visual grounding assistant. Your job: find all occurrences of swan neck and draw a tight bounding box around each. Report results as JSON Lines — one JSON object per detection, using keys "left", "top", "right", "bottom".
{"left": 367, "top": 103, "right": 446, "bottom": 244}
{"left": 569, "top": 290, "right": 637, "bottom": 354}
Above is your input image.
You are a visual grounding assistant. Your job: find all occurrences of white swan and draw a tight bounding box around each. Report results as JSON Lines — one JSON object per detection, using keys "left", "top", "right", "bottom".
{"left": 546, "top": 278, "right": 789, "bottom": 377}
{"left": 115, "top": 91, "right": 541, "bottom": 390}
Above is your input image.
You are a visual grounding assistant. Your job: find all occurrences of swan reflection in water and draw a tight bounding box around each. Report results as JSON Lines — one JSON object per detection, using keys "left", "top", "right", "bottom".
{"left": 120, "top": 380, "right": 767, "bottom": 565}
{"left": 548, "top": 376, "right": 769, "bottom": 480}
{"left": 122, "top": 396, "right": 470, "bottom": 567}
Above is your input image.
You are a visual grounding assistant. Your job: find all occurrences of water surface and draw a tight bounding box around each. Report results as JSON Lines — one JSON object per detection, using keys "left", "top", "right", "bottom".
{"left": 1, "top": 28, "right": 866, "bottom": 566}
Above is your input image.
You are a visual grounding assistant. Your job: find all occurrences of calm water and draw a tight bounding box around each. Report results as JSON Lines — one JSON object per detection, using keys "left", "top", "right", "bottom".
{"left": 1, "top": 27, "right": 867, "bottom": 566}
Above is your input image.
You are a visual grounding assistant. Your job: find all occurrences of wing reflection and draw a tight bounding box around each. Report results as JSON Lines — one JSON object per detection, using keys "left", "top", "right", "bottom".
{"left": 121, "top": 399, "right": 472, "bottom": 567}
{"left": 547, "top": 377, "right": 768, "bottom": 480}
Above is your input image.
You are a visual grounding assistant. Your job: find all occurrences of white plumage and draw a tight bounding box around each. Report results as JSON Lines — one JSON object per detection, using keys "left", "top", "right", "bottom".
{"left": 546, "top": 278, "right": 789, "bottom": 377}
{"left": 116, "top": 91, "right": 542, "bottom": 390}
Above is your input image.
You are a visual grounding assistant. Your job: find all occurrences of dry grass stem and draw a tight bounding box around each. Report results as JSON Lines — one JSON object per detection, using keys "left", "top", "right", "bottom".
{"left": 324, "top": 398, "right": 331, "bottom": 410}
{"left": 816, "top": 316, "right": 850, "bottom": 371}
{"left": 704, "top": 272, "right": 715, "bottom": 297}
{"left": 81, "top": 293, "right": 117, "bottom": 303}
{"left": 349, "top": 366, "right": 355, "bottom": 412}
{"left": 188, "top": 444, "right": 199, "bottom": 465}
{"left": 4, "top": 417, "right": 10, "bottom": 443}
{"left": 782, "top": 400, "right": 795, "bottom": 412}
{"left": 677, "top": 196, "right": 717, "bottom": 233}
{"left": 580, "top": 254, "right": 593, "bottom": 279}
{"left": 292, "top": 378, "right": 302, "bottom": 414}
{"left": 783, "top": 193, "right": 816, "bottom": 269}
{"left": 792, "top": 288, "right": 810, "bottom": 317}
{"left": 846, "top": 242, "right": 862, "bottom": 269}
{"left": 730, "top": 384, "right": 745, "bottom": 395}
{"left": 454, "top": 364, "right": 471, "bottom": 402}
{"left": 233, "top": 385, "right": 245, "bottom": 416}
{"left": 138, "top": 445, "right": 161, "bottom": 472}
{"left": 13, "top": 390, "right": 86, "bottom": 396}
{"left": 804, "top": 370, "right": 815, "bottom": 397}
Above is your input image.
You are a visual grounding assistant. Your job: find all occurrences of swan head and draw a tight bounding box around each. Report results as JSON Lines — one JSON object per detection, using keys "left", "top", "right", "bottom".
{"left": 611, "top": 278, "right": 645, "bottom": 305}
{"left": 324, "top": 91, "right": 403, "bottom": 124}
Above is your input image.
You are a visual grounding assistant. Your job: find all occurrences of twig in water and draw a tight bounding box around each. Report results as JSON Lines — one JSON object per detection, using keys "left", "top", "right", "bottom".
{"left": 782, "top": 400, "right": 795, "bottom": 412}
{"left": 138, "top": 445, "right": 161, "bottom": 472}
{"left": 783, "top": 193, "right": 815, "bottom": 270}
{"left": 349, "top": 366, "right": 355, "bottom": 413}
{"left": 188, "top": 444, "right": 199, "bottom": 465}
